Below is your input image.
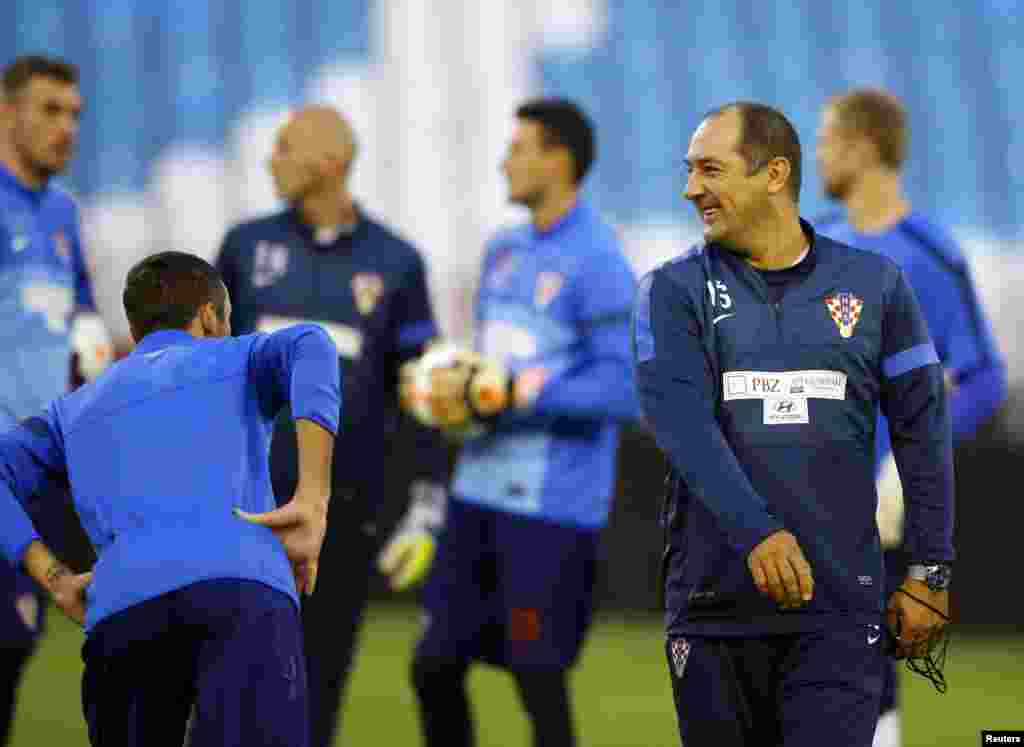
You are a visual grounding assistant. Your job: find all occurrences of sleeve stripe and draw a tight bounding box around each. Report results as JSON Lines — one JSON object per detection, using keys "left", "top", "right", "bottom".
{"left": 398, "top": 319, "right": 438, "bottom": 349}
{"left": 633, "top": 274, "right": 655, "bottom": 363}
{"left": 883, "top": 342, "right": 939, "bottom": 379}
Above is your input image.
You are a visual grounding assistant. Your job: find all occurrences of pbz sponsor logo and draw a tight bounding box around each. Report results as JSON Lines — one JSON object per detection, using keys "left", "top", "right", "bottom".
{"left": 751, "top": 376, "right": 783, "bottom": 394}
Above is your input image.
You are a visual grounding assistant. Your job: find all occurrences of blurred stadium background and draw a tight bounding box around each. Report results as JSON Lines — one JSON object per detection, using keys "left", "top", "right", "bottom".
{"left": 5, "top": 0, "right": 1023, "bottom": 744}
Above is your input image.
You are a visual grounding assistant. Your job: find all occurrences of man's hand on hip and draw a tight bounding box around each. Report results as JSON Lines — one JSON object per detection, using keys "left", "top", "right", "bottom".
{"left": 235, "top": 488, "right": 329, "bottom": 596}
{"left": 21, "top": 540, "right": 92, "bottom": 626}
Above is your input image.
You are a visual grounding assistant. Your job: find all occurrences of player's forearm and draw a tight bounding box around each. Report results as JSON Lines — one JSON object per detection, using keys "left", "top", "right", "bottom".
{"left": 517, "top": 321, "right": 639, "bottom": 422}
{"left": 635, "top": 271, "right": 781, "bottom": 556}
{"left": 950, "top": 363, "right": 1008, "bottom": 443}
{"left": 0, "top": 419, "right": 68, "bottom": 565}
{"left": 293, "top": 418, "right": 335, "bottom": 504}
{"left": 528, "top": 357, "right": 639, "bottom": 422}
{"left": 638, "top": 373, "right": 782, "bottom": 558}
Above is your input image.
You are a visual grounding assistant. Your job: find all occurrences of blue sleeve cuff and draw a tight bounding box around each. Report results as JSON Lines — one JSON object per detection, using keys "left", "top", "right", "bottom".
{"left": 729, "top": 517, "right": 785, "bottom": 560}
{"left": 293, "top": 411, "right": 339, "bottom": 437}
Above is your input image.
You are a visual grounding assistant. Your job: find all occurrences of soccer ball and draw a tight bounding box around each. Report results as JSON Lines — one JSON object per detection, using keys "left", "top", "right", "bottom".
{"left": 404, "top": 341, "right": 490, "bottom": 439}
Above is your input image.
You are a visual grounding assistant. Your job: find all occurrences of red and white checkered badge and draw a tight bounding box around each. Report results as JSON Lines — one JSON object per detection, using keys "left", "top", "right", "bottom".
{"left": 825, "top": 292, "right": 864, "bottom": 339}
{"left": 52, "top": 231, "right": 70, "bottom": 263}
{"left": 352, "top": 272, "right": 384, "bottom": 315}
{"left": 669, "top": 637, "right": 691, "bottom": 679}
{"left": 534, "top": 271, "right": 564, "bottom": 308}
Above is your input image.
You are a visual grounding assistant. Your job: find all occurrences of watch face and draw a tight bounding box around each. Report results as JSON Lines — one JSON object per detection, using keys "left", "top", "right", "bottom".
{"left": 927, "top": 565, "right": 952, "bottom": 591}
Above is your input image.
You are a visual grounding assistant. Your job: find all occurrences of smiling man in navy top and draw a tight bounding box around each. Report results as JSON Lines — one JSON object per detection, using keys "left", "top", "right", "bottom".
{"left": 634, "top": 102, "right": 954, "bottom": 747}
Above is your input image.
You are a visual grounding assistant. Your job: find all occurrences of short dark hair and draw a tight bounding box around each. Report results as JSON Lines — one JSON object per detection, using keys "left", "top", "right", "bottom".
{"left": 123, "top": 252, "right": 226, "bottom": 340}
{"left": 516, "top": 98, "right": 595, "bottom": 185}
{"left": 706, "top": 101, "right": 803, "bottom": 202}
{"left": 2, "top": 55, "right": 78, "bottom": 97}
{"left": 827, "top": 88, "right": 908, "bottom": 170}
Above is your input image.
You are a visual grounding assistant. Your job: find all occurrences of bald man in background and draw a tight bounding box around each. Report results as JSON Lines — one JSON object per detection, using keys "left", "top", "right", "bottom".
{"left": 215, "top": 106, "right": 449, "bottom": 747}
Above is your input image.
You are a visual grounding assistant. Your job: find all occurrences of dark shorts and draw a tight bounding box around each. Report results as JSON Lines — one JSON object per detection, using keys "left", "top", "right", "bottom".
{"left": 417, "top": 499, "right": 599, "bottom": 672}
{"left": 665, "top": 625, "right": 885, "bottom": 747}
{"left": 82, "top": 579, "right": 307, "bottom": 747}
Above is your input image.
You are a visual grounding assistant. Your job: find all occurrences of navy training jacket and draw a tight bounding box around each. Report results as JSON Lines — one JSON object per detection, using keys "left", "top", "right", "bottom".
{"left": 634, "top": 220, "right": 954, "bottom": 637}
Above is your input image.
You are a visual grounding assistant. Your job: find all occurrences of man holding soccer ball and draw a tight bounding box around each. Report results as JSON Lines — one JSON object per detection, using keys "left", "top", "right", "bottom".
{"left": 379, "top": 98, "right": 639, "bottom": 747}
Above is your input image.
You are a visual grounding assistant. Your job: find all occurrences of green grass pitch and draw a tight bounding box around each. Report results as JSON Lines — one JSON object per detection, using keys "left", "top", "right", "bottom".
{"left": 9, "top": 603, "right": 1023, "bottom": 745}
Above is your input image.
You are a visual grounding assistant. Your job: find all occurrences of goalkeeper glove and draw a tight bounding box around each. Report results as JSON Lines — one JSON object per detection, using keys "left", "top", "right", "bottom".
{"left": 876, "top": 453, "right": 904, "bottom": 550}
{"left": 464, "top": 352, "right": 512, "bottom": 419}
{"left": 425, "top": 349, "right": 511, "bottom": 433}
{"left": 70, "top": 312, "right": 114, "bottom": 381}
{"left": 377, "top": 480, "right": 446, "bottom": 591}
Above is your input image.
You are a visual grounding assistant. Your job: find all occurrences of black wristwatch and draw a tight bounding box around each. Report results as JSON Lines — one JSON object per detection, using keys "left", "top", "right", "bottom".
{"left": 907, "top": 563, "right": 952, "bottom": 592}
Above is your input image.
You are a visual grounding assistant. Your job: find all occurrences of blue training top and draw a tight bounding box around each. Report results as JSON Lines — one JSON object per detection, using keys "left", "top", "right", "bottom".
{"left": 0, "top": 326, "right": 340, "bottom": 631}
{"left": 452, "top": 201, "right": 640, "bottom": 529}
{"left": 815, "top": 211, "right": 1007, "bottom": 454}
{"left": 0, "top": 163, "right": 95, "bottom": 428}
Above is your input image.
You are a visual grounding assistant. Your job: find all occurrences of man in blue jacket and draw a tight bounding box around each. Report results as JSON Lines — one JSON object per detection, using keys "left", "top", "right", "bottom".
{"left": 634, "top": 102, "right": 954, "bottom": 747}
{"left": 0, "top": 251, "right": 340, "bottom": 747}
{"left": 815, "top": 87, "right": 1007, "bottom": 747}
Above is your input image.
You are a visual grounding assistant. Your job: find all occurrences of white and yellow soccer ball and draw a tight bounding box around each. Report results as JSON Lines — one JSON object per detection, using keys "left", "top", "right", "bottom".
{"left": 401, "top": 340, "right": 509, "bottom": 439}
